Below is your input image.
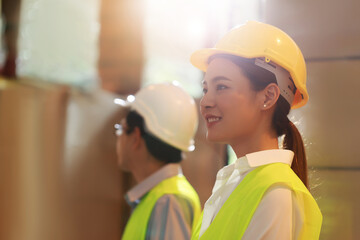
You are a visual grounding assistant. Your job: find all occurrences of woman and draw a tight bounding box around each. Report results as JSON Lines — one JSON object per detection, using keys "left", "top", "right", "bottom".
{"left": 190, "top": 21, "right": 322, "bottom": 239}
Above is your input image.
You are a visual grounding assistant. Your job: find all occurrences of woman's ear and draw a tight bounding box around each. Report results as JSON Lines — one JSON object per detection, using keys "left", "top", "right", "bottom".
{"left": 261, "top": 83, "right": 280, "bottom": 110}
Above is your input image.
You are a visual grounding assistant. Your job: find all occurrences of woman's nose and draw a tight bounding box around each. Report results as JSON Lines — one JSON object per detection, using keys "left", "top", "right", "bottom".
{"left": 200, "top": 91, "right": 215, "bottom": 110}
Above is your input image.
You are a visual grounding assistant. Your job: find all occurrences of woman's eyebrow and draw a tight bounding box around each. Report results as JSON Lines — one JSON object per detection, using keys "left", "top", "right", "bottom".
{"left": 202, "top": 76, "right": 231, "bottom": 86}
{"left": 212, "top": 76, "right": 231, "bottom": 82}
{"left": 201, "top": 76, "right": 231, "bottom": 85}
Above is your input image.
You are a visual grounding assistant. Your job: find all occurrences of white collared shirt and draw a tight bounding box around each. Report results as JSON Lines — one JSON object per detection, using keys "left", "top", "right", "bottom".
{"left": 199, "top": 149, "right": 304, "bottom": 239}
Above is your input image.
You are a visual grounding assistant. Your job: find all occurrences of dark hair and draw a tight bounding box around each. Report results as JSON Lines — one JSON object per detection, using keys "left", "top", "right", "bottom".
{"left": 125, "top": 110, "right": 182, "bottom": 163}
{"left": 210, "top": 54, "right": 309, "bottom": 188}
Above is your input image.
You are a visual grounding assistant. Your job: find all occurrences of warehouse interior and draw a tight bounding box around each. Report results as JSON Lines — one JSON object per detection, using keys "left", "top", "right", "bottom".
{"left": 0, "top": 0, "right": 359, "bottom": 239}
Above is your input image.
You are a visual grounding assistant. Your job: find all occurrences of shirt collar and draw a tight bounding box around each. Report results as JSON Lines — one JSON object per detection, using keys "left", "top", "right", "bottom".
{"left": 235, "top": 149, "right": 294, "bottom": 172}
{"left": 216, "top": 149, "right": 294, "bottom": 180}
{"left": 125, "top": 163, "right": 182, "bottom": 204}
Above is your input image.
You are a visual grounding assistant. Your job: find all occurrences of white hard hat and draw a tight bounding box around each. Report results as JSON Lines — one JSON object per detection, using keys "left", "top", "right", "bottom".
{"left": 114, "top": 83, "right": 198, "bottom": 152}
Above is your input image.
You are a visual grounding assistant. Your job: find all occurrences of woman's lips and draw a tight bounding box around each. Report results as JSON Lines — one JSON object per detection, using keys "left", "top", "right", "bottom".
{"left": 204, "top": 115, "right": 222, "bottom": 128}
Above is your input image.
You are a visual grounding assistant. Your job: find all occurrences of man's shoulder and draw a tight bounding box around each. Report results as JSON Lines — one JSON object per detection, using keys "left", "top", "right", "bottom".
{"left": 155, "top": 194, "right": 194, "bottom": 211}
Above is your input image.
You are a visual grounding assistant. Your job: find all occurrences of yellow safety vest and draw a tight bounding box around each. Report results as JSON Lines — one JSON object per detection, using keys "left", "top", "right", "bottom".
{"left": 191, "top": 163, "right": 322, "bottom": 240}
{"left": 122, "top": 175, "right": 201, "bottom": 240}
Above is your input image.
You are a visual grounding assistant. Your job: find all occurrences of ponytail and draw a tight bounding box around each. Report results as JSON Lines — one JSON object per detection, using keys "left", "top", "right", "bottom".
{"left": 284, "top": 121, "right": 308, "bottom": 188}
{"left": 273, "top": 97, "right": 309, "bottom": 189}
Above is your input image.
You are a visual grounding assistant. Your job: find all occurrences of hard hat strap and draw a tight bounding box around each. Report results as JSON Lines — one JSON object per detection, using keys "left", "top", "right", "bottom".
{"left": 254, "top": 58, "right": 296, "bottom": 106}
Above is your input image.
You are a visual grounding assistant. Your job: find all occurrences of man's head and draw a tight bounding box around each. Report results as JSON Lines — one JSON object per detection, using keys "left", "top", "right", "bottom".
{"left": 115, "top": 83, "right": 198, "bottom": 171}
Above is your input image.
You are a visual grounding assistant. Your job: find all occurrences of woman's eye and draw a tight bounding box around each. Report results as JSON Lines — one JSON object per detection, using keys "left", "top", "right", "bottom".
{"left": 202, "top": 88, "right": 208, "bottom": 94}
{"left": 216, "top": 84, "right": 228, "bottom": 90}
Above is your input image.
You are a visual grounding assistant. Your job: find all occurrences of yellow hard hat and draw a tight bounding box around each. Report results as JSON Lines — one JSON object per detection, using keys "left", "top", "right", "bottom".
{"left": 190, "top": 21, "right": 308, "bottom": 109}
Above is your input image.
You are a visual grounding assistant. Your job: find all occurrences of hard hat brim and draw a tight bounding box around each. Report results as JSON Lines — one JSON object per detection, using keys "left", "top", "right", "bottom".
{"left": 190, "top": 48, "right": 251, "bottom": 72}
{"left": 114, "top": 97, "right": 132, "bottom": 120}
{"left": 114, "top": 98, "right": 132, "bottom": 108}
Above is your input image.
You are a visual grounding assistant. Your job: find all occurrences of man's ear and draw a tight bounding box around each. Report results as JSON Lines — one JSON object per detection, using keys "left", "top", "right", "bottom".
{"left": 131, "top": 127, "right": 143, "bottom": 150}
{"left": 261, "top": 83, "right": 280, "bottom": 110}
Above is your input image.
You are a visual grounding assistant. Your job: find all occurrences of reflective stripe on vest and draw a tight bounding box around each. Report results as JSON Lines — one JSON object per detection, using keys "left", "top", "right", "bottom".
{"left": 191, "top": 163, "right": 322, "bottom": 240}
{"left": 122, "top": 175, "right": 201, "bottom": 240}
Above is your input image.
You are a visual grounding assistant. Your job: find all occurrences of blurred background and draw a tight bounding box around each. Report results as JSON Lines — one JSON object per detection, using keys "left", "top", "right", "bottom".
{"left": 0, "top": 0, "right": 359, "bottom": 239}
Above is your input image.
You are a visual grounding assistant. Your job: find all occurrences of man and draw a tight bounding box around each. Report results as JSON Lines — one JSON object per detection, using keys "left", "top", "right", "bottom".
{"left": 114, "top": 83, "right": 201, "bottom": 240}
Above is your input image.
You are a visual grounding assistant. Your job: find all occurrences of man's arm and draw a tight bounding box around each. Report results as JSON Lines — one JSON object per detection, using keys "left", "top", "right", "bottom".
{"left": 146, "top": 194, "right": 194, "bottom": 240}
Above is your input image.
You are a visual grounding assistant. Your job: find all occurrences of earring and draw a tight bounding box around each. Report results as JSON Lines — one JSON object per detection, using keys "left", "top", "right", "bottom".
{"left": 263, "top": 104, "right": 267, "bottom": 108}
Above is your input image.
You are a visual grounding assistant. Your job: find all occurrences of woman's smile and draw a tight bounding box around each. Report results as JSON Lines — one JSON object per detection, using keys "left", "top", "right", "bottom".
{"left": 204, "top": 114, "right": 222, "bottom": 128}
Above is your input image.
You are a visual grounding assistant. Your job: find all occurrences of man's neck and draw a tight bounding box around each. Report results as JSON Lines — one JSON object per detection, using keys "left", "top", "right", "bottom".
{"left": 132, "top": 155, "right": 166, "bottom": 183}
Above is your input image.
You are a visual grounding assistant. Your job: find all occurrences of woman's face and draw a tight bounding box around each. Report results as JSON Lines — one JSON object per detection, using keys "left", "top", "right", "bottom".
{"left": 200, "top": 57, "right": 263, "bottom": 144}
